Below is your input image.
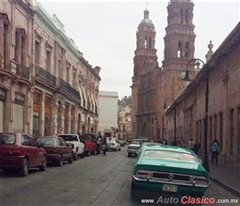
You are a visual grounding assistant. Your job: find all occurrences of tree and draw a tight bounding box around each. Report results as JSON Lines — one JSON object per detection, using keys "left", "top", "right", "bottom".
{"left": 118, "top": 95, "right": 132, "bottom": 108}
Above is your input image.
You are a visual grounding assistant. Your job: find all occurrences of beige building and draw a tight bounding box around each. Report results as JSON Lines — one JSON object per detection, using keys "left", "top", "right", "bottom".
{"left": 0, "top": 0, "right": 101, "bottom": 135}
{"left": 117, "top": 105, "right": 131, "bottom": 140}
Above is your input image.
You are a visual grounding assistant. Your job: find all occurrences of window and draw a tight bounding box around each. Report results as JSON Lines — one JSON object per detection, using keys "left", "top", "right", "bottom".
{"left": 230, "top": 109, "right": 234, "bottom": 154}
{"left": 15, "top": 93, "right": 25, "bottom": 105}
{"left": 14, "top": 29, "right": 26, "bottom": 65}
{"left": 3, "top": 24, "right": 9, "bottom": 68}
{"left": 46, "top": 50, "right": 51, "bottom": 70}
{"left": 185, "top": 42, "right": 189, "bottom": 58}
{"left": 219, "top": 113, "right": 223, "bottom": 152}
{"left": 180, "top": 9, "right": 184, "bottom": 23}
{"left": 35, "top": 41, "right": 40, "bottom": 67}
{"left": 178, "top": 41, "right": 182, "bottom": 58}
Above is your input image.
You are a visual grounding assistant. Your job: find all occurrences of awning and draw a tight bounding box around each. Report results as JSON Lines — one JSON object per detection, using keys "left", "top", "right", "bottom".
{"left": 78, "top": 85, "right": 83, "bottom": 107}
{"left": 93, "top": 94, "right": 99, "bottom": 108}
{"left": 90, "top": 93, "right": 95, "bottom": 111}
{"left": 82, "top": 86, "right": 87, "bottom": 108}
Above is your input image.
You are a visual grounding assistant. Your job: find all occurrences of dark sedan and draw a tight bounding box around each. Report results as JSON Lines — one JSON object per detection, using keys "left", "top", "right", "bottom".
{"left": 36, "top": 136, "right": 73, "bottom": 166}
{"left": 0, "top": 133, "right": 47, "bottom": 176}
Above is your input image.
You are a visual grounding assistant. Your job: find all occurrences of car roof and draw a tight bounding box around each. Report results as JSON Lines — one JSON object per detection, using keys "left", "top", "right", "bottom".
{"left": 140, "top": 143, "right": 194, "bottom": 154}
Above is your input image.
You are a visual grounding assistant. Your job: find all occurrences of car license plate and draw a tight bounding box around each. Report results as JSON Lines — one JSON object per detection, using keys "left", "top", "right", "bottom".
{"left": 163, "top": 184, "right": 177, "bottom": 192}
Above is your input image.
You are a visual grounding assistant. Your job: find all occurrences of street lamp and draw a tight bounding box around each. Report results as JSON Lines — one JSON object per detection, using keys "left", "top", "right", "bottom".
{"left": 182, "top": 58, "right": 210, "bottom": 172}
{"left": 163, "top": 97, "right": 177, "bottom": 146}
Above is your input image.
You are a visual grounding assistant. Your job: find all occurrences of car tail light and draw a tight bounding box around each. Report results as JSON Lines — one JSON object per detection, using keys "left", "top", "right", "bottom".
{"left": 193, "top": 176, "right": 208, "bottom": 185}
{"left": 136, "top": 170, "right": 151, "bottom": 179}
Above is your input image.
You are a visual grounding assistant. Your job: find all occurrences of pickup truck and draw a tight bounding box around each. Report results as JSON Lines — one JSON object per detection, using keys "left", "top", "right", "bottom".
{"left": 80, "top": 134, "right": 97, "bottom": 156}
{"left": 58, "top": 134, "right": 85, "bottom": 160}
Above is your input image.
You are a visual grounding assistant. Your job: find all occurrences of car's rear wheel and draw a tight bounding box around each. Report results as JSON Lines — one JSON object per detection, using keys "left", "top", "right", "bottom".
{"left": 73, "top": 152, "right": 78, "bottom": 160}
{"left": 87, "top": 149, "right": 91, "bottom": 156}
{"left": 58, "top": 156, "right": 63, "bottom": 167}
{"left": 68, "top": 155, "right": 73, "bottom": 164}
{"left": 80, "top": 153, "right": 85, "bottom": 158}
{"left": 20, "top": 158, "right": 29, "bottom": 176}
{"left": 39, "top": 156, "right": 47, "bottom": 171}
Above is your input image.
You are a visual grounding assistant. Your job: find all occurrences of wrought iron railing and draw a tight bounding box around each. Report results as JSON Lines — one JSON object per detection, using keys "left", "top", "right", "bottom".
{"left": 59, "top": 78, "right": 80, "bottom": 99}
{"left": 17, "top": 64, "right": 30, "bottom": 81}
{"left": 37, "top": 67, "right": 56, "bottom": 86}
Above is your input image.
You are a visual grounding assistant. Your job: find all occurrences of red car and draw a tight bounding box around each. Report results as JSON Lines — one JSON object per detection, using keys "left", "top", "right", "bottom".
{"left": 80, "top": 135, "right": 97, "bottom": 156}
{"left": 0, "top": 133, "right": 47, "bottom": 176}
{"left": 36, "top": 136, "right": 73, "bottom": 166}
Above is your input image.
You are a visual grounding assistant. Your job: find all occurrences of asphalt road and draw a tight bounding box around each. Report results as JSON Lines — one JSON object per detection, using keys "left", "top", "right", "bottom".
{"left": 0, "top": 146, "right": 239, "bottom": 206}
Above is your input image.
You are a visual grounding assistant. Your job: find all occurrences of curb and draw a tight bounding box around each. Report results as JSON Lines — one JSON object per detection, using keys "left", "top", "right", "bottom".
{"left": 210, "top": 176, "right": 240, "bottom": 198}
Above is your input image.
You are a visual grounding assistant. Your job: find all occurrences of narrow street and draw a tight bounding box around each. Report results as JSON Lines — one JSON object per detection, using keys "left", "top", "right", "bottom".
{"left": 0, "top": 146, "right": 238, "bottom": 206}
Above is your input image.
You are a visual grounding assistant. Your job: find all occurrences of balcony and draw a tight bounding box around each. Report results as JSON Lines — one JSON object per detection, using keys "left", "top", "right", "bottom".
{"left": 17, "top": 64, "right": 30, "bottom": 81}
{"left": 59, "top": 78, "right": 80, "bottom": 99}
{"left": 36, "top": 67, "right": 56, "bottom": 86}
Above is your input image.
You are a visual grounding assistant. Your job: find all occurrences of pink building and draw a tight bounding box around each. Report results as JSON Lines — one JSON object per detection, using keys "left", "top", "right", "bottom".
{"left": 165, "top": 23, "right": 240, "bottom": 165}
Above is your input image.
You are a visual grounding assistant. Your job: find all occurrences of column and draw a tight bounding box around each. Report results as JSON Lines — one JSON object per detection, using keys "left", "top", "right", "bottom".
{"left": 0, "top": 16, "right": 3, "bottom": 68}
{"left": 39, "top": 91, "right": 45, "bottom": 136}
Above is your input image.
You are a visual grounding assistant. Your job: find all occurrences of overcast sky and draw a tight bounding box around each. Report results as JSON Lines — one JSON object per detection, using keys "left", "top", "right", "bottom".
{"left": 36, "top": 0, "right": 240, "bottom": 99}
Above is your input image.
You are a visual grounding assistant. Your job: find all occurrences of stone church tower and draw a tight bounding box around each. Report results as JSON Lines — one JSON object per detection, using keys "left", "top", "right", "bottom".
{"left": 131, "top": 0, "right": 197, "bottom": 141}
{"left": 131, "top": 9, "right": 159, "bottom": 139}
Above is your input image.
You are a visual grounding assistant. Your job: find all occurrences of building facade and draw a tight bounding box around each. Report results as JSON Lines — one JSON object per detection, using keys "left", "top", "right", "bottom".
{"left": 0, "top": 0, "right": 101, "bottom": 135}
{"left": 98, "top": 91, "right": 118, "bottom": 137}
{"left": 117, "top": 105, "right": 131, "bottom": 140}
{"left": 166, "top": 23, "right": 240, "bottom": 165}
{"left": 131, "top": 0, "right": 198, "bottom": 141}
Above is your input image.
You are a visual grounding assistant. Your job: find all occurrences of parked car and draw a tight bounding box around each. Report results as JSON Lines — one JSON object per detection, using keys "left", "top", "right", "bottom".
{"left": 83, "top": 133, "right": 98, "bottom": 143}
{"left": 0, "top": 133, "right": 47, "bottom": 176}
{"left": 80, "top": 135, "right": 97, "bottom": 156}
{"left": 36, "top": 136, "right": 73, "bottom": 167}
{"left": 127, "top": 141, "right": 141, "bottom": 157}
{"left": 58, "top": 134, "right": 85, "bottom": 160}
{"left": 131, "top": 143, "right": 210, "bottom": 198}
{"left": 118, "top": 139, "right": 125, "bottom": 147}
{"left": 106, "top": 137, "right": 121, "bottom": 151}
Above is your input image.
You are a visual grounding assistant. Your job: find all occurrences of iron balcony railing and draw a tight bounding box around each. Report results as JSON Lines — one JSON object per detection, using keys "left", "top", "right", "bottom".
{"left": 59, "top": 78, "right": 80, "bottom": 99}
{"left": 37, "top": 67, "right": 56, "bottom": 86}
{"left": 17, "top": 64, "right": 30, "bottom": 81}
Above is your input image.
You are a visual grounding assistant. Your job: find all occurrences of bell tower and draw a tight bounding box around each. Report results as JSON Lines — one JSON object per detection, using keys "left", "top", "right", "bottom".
{"left": 161, "top": 0, "right": 196, "bottom": 98}
{"left": 131, "top": 9, "right": 158, "bottom": 139}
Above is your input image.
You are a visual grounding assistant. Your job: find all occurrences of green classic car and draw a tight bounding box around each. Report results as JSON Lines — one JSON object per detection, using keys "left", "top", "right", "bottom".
{"left": 131, "top": 144, "right": 210, "bottom": 198}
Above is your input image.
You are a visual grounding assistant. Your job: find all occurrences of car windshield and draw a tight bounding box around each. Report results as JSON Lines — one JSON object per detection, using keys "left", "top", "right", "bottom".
{"left": 0, "top": 134, "right": 16, "bottom": 145}
{"left": 132, "top": 139, "right": 142, "bottom": 144}
{"left": 37, "top": 137, "right": 56, "bottom": 146}
{"left": 81, "top": 136, "right": 90, "bottom": 142}
{"left": 58, "top": 135, "right": 78, "bottom": 141}
{"left": 143, "top": 150, "right": 197, "bottom": 163}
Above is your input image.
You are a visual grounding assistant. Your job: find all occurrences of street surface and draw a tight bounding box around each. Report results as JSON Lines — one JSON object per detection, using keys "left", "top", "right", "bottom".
{"left": 0, "top": 146, "right": 239, "bottom": 206}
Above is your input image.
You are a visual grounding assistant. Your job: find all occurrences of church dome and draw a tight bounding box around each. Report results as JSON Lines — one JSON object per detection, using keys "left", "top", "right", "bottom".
{"left": 139, "top": 10, "right": 154, "bottom": 27}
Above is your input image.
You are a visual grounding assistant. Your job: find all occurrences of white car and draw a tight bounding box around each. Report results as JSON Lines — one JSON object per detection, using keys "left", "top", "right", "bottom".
{"left": 106, "top": 137, "right": 121, "bottom": 151}
{"left": 58, "top": 134, "right": 85, "bottom": 160}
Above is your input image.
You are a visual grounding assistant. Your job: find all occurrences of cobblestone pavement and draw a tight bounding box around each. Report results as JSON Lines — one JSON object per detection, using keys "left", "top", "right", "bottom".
{"left": 0, "top": 146, "right": 239, "bottom": 206}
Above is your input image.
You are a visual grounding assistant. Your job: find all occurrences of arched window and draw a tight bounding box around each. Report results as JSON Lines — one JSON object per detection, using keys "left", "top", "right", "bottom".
{"left": 178, "top": 41, "right": 182, "bottom": 58}
{"left": 185, "top": 42, "right": 189, "bottom": 58}
{"left": 180, "top": 9, "right": 184, "bottom": 23}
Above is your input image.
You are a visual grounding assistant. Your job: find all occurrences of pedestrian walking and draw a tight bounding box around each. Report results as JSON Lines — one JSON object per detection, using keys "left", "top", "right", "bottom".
{"left": 193, "top": 139, "right": 201, "bottom": 156}
{"left": 188, "top": 138, "right": 194, "bottom": 150}
{"left": 102, "top": 136, "right": 107, "bottom": 155}
{"left": 96, "top": 135, "right": 102, "bottom": 154}
{"left": 211, "top": 139, "right": 220, "bottom": 165}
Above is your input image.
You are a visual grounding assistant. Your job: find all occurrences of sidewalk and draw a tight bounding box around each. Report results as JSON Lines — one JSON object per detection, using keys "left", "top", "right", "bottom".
{"left": 209, "top": 164, "right": 240, "bottom": 198}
